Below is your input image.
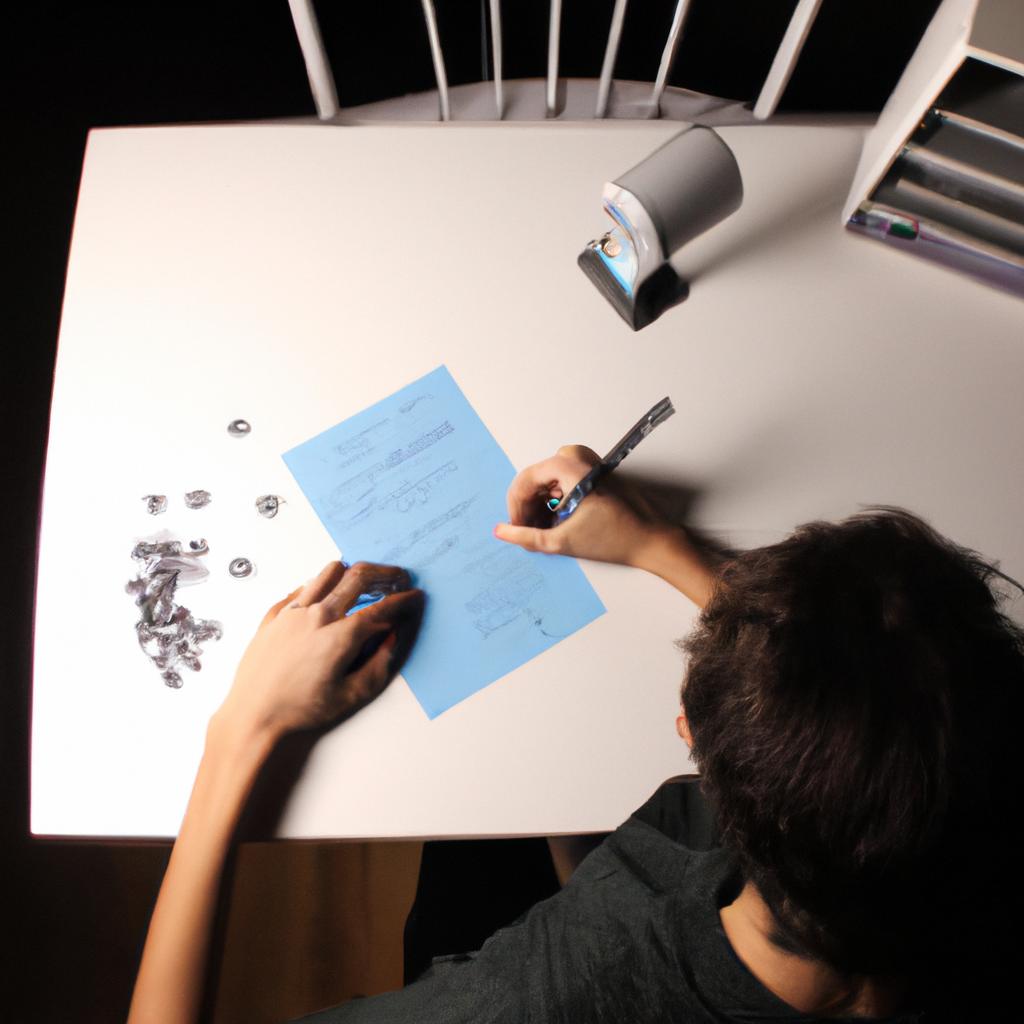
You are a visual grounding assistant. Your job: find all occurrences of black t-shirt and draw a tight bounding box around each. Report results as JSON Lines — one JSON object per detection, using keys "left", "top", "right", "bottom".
{"left": 294, "top": 779, "right": 921, "bottom": 1024}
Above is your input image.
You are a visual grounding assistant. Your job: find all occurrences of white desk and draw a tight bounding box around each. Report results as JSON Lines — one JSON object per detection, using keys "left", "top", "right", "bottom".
{"left": 32, "top": 121, "right": 1024, "bottom": 840}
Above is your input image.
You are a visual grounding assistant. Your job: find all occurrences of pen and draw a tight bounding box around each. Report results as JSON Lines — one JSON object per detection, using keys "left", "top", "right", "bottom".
{"left": 545, "top": 397, "right": 675, "bottom": 522}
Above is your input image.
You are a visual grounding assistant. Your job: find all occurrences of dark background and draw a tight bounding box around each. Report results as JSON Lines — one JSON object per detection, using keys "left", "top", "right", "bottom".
{"left": 3, "top": 2, "right": 943, "bottom": 1019}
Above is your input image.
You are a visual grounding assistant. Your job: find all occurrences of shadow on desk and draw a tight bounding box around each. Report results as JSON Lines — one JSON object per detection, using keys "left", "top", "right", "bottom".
{"left": 619, "top": 471, "right": 737, "bottom": 566}
{"left": 673, "top": 155, "right": 851, "bottom": 286}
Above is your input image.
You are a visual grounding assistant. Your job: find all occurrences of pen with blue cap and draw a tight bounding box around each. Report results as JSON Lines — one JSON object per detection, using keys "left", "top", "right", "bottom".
{"left": 546, "top": 397, "right": 675, "bottom": 522}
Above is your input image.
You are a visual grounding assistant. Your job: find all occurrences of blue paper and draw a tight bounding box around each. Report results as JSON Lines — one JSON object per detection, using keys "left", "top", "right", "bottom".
{"left": 283, "top": 366, "right": 606, "bottom": 718}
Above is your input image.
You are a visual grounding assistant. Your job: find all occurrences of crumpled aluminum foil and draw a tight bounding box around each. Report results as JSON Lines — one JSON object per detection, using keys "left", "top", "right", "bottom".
{"left": 142, "top": 495, "right": 168, "bottom": 515}
{"left": 127, "top": 537, "right": 223, "bottom": 688}
{"left": 184, "top": 489, "right": 212, "bottom": 509}
{"left": 255, "top": 494, "right": 283, "bottom": 519}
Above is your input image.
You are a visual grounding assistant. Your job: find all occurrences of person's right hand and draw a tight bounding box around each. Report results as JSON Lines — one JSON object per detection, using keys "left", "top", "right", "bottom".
{"left": 494, "top": 445, "right": 668, "bottom": 568}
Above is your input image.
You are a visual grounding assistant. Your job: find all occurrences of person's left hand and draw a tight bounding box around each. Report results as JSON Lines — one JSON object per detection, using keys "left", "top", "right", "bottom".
{"left": 214, "top": 560, "right": 424, "bottom": 743}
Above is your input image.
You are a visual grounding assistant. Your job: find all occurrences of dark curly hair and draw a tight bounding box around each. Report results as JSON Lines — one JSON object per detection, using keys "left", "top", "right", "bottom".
{"left": 681, "top": 508, "right": 1022, "bottom": 988}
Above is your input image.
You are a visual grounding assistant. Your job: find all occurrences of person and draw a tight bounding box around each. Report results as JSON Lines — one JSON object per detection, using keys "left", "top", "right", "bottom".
{"left": 127, "top": 445, "right": 1020, "bottom": 1023}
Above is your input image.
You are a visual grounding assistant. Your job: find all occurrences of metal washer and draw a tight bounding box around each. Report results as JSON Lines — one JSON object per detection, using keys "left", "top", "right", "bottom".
{"left": 228, "top": 557, "right": 254, "bottom": 578}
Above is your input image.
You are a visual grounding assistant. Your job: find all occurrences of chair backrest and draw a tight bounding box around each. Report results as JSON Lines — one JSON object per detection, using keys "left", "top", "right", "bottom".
{"left": 286, "top": 0, "right": 826, "bottom": 124}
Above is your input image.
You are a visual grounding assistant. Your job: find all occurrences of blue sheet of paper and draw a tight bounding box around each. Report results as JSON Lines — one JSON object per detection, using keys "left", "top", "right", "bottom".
{"left": 282, "top": 366, "right": 606, "bottom": 718}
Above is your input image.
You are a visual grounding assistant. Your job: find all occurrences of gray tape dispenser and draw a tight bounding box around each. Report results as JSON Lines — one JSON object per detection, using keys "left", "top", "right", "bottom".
{"left": 578, "top": 126, "right": 744, "bottom": 331}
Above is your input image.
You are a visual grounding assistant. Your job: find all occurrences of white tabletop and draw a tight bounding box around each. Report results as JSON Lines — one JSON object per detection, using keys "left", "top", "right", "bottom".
{"left": 32, "top": 120, "right": 1024, "bottom": 839}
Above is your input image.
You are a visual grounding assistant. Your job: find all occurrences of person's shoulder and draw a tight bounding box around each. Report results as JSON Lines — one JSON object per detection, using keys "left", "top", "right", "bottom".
{"left": 628, "top": 774, "right": 720, "bottom": 852}
{"left": 580, "top": 776, "right": 731, "bottom": 898}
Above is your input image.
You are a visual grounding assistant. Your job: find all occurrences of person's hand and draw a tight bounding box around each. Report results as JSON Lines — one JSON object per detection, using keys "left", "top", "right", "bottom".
{"left": 494, "top": 445, "right": 667, "bottom": 568}
{"left": 214, "top": 561, "right": 424, "bottom": 743}
{"left": 495, "top": 445, "right": 716, "bottom": 607}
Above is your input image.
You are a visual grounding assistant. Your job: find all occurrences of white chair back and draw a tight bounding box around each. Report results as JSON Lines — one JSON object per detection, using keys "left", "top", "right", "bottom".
{"left": 287, "top": 0, "right": 825, "bottom": 123}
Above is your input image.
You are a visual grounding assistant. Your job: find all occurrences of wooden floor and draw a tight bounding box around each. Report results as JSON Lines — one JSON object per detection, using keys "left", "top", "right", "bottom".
{"left": 215, "top": 841, "right": 422, "bottom": 1021}
{"left": 9, "top": 840, "right": 422, "bottom": 1023}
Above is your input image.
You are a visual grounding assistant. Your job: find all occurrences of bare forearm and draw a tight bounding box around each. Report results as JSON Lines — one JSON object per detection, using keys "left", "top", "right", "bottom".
{"left": 128, "top": 715, "right": 277, "bottom": 1024}
{"left": 633, "top": 525, "right": 717, "bottom": 609}
{"left": 126, "top": 561, "right": 421, "bottom": 1024}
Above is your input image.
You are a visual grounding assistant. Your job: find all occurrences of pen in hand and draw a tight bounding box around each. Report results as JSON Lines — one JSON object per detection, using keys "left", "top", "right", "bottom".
{"left": 545, "top": 397, "right": 675, "bottom": 523}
